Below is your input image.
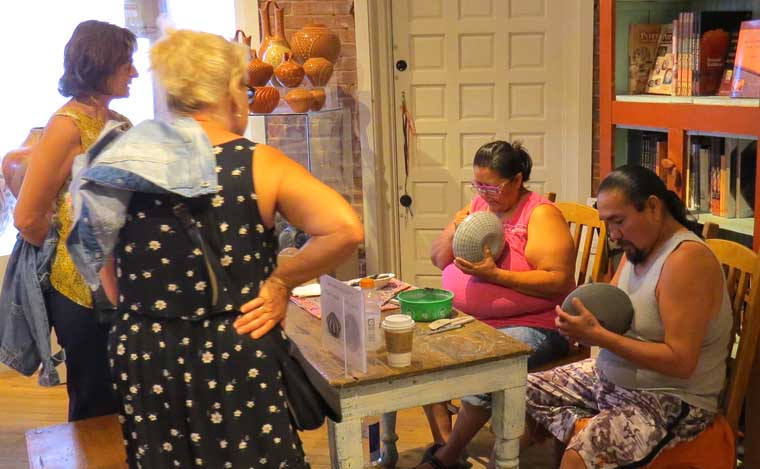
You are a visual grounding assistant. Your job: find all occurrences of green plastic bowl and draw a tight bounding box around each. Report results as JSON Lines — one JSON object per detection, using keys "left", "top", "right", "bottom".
{"left": 397, "top": 288, "right": 454, "bottom": 322}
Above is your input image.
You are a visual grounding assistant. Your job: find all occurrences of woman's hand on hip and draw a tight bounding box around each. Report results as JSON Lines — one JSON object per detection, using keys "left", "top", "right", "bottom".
{"left": 233, "top": 277, "right": 290, "bottom": 339}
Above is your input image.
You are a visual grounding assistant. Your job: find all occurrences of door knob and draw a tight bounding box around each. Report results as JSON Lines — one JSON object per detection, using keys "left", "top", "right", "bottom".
{"left": 396, "top": 60, "right": 408, "bottom": 71}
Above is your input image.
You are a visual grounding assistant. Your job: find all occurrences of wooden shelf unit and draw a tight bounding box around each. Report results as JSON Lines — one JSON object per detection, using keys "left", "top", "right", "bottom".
{"left": 600, "top": 0, "right": 760, "bottom": 249}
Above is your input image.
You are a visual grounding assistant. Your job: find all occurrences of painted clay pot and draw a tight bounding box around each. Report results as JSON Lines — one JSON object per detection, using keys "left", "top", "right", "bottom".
{"left": 290, "top": 23, "right": 341, "bottom": 63}
{"left": 285, "top": 88, "right": 314, "bottom": 113}
{"left": 303, "top": 57, "right": 333, "bottom": 86}
{"left": 247, "top": 50, "right": 273, "bottom": 87}
{"left": 309, "top": 88, "right": 327, "bottom": 111}
{"left": 274, "top": 53, "right": 305, "bottom": 88}
{"left": 249, "top": 86, "right": 280, "bottom": 114}
{"left": 257, "top": 2, "right": 273, "bottom": 58}
{"left": 259, "top": 1, "right": 291, "bottom": 68}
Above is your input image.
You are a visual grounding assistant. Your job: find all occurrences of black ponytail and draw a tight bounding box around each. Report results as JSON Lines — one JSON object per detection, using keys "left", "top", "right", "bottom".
{"left": 473, "top": 140, "right": 532, "bottom": 182}
{"left": 599, "top": 165, "right": 701, "bottom": 236}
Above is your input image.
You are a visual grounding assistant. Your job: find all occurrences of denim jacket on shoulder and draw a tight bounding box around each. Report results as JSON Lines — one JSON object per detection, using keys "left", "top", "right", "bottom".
{"left": 67, "top": 117, "right": 219, "bottom": 290}
{"left": 0, "top": 228, "right": 64, "bottom": 386}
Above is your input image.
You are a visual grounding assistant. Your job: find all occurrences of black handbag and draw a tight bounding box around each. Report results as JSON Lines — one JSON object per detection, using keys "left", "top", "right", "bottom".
{"left": 171, "top": 200, "right": 340, "bottom": 430}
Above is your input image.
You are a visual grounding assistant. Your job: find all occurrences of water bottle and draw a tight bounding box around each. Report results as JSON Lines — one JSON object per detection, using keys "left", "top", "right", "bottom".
{"left": 360, "top": 277, "right": 382, "bottom": 352}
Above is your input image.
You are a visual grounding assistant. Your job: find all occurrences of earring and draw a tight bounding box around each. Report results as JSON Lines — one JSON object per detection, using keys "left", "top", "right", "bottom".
{"left": 235, "top": 112, "right": 243, "bottom": 118}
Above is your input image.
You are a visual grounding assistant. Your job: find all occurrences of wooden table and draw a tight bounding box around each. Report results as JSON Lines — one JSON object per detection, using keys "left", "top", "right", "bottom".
{"left": 285, "top": 303, "right": 531, "bottom": 469}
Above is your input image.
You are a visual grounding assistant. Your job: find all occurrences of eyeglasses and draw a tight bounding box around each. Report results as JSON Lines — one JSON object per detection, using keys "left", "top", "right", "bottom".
{"left": 470, "top": 179, "right": 511, "bottom": 195}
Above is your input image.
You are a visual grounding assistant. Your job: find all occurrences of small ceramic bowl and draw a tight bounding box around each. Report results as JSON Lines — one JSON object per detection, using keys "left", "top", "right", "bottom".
{"left": 561, "top": 283, "right": 634, "bottom": 335}
{"left": 452, "top": 211, "right": 505, "bottom": 263}
{"left": 372, "top": 273, "right": 395, "bottom": 289}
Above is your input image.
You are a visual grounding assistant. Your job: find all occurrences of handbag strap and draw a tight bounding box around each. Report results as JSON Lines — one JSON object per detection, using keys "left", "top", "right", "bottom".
{"left": 170, "top": 198, "right": 289, "bottom": 352}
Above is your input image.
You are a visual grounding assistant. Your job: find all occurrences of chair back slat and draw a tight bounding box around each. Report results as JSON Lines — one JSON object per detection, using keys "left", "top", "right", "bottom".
{"left": 705, "top": 238, "right": 760, "bottom": 433}
{"left": 555, "top": 202, "right": 607, "bottom": 286}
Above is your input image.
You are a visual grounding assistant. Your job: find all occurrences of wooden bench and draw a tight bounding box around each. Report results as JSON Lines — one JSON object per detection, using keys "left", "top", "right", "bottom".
{"left": 26, "top": 414, "right": 126, "bottom": 469}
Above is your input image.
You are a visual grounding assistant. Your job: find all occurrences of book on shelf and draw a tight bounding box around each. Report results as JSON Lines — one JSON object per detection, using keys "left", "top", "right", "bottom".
{"left": 699, "top": 11, "right": 751, "bottom": 96}
{"left": 628, "top": 24, "right": 663, "bottom": 94}
{"left": 736, "top": 140, "right": 756, "bottom": 218}
{"left": 730, "top": 20, "right": 760, "bottom": 98}
{"left": 647, "top": 23, "right": 675, "bottom": 95}
{"left": 686, "top": 136, "right": 756, "bottom": 220}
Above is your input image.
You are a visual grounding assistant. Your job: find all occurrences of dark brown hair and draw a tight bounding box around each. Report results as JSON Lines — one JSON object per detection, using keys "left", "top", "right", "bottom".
{"left": 58, "top": 20, "right": 137, "bottom": 98}
{"left": 473, "top": 140, "right": 532, "bottom": 182}
{"left": 599, "top": 164, "right": 700, "bottom": 235}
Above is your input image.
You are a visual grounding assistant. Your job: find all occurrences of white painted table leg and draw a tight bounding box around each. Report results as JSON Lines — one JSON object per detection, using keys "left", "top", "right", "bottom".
{"left": 491, "top": 385, "right": 526, "bottom": 469}
{"left": 378, "top": 411, "right": 399, "bottom": 467}
{"left": 328, "top": 417, "right": 364, "bottom": 469}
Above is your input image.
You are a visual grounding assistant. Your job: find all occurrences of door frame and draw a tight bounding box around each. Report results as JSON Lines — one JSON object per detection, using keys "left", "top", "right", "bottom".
{"left": 355, "top": 0, "right": 594, "bottom": 275}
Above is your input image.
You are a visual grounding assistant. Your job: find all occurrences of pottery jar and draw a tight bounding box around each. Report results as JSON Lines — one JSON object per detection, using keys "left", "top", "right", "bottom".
{"left": 303, "top": 57, "right": 333, "bottom": 86}
{"left": 259, "top": 1, "right": 291, "bottom": 68}
{"left": 290, "top": 23, "right": 341, "bottom": 63}
{"left": 274, "top": 53, "right": 305, "bottom": 88}
{"left": 249, "top": 86, "right": 280, "bottom": 114}
{"left": 309, "top": 88, "right": 327, "bottom": 111}
{"left": 285, "top": 88, "right": 314, "bottom": 113}
{"left": 247, "top": 50, "right": 274, "bottom": 87}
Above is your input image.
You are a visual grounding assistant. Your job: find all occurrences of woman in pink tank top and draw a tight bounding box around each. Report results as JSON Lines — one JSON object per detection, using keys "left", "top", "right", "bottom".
{"left": 420, "top": 140, "right": 577, "bottom": 469}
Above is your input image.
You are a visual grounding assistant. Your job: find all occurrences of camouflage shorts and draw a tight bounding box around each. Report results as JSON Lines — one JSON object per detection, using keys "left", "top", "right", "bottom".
{"left": 526, "top": 358, "right": 714, "bottom": 469}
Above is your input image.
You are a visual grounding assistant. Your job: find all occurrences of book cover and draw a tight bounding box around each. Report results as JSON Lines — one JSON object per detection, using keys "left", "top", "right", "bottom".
{"left": 718, "top": 30, "right": 742, "bottom": 96}
{"left": 730, "top": 19, "right": 760, "bottom": 98}
{"left": 699, "top": 144, "right": 710, "bottom": 212}
{"left": 721, "top": 139, "right": 736, "bottom": 218}
{"left": 647, "top": 23, "right": 675, "bottom": 95}
{"left": 736, "top": 140, "right": 756, "bottom": 218}
{"left": 628, "top": 24, "right": 663, "bottom": 94}
{"left": 709, "top": 139, "right": 722, "bottom": 216}
{"left": 699, "top": 11, "right": 751, "bottom": 95}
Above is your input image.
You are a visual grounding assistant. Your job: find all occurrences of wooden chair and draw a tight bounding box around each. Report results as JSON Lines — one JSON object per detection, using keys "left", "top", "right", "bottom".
{"left": 530, "top": 202, "right": 609, "bottom": 373}
{"left": 555, "top": 202, "right": 608, "bottom": 287}
{"left": 569, "top": 238, "right": 760, "bottom": 468}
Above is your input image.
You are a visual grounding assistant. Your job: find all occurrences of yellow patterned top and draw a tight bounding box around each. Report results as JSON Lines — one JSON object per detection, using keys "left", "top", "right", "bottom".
{"left": 49, "top": 107, "right": 130, "bottom": 308}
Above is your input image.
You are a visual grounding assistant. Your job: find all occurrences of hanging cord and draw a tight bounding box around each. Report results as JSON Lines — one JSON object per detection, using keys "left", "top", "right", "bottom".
{"left": 400, "top": 91, "right": 416, "bottom": 217}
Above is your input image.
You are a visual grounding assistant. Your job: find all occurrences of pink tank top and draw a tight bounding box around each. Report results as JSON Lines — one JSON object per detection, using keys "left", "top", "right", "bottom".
{"left": 441, "top": 192, "right": 569, "bottom": 329}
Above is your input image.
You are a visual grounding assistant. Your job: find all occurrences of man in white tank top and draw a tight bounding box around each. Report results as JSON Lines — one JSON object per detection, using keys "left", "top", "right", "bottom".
{"left": 522, "top": 165, "right": 732, "bottom": 469}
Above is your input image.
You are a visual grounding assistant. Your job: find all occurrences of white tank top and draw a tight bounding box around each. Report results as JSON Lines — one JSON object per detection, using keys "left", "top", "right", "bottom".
{"left": 597, "top": 230, "right": 732, "bottom": 412}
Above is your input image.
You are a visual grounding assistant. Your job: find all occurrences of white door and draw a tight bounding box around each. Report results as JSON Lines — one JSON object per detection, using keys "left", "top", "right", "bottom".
{"left": 391, "top": 0, "right": 591, "bottom": 287}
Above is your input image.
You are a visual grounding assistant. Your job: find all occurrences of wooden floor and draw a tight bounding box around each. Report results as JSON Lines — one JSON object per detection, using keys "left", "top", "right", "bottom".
{"left": 1, "top": 369, "right": 556, "bottom": 468}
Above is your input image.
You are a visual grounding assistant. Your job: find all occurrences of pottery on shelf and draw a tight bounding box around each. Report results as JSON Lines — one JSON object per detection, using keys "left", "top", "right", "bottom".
{"left": 309, "top": 88, "right": 326, "bottom": 111}
{"left": 290, "top": 23, "right": 341, "bottom": 63}
{"left": 259, "top": 0, "right": 291, "bottom": 69}
{"left": 274, "top": 53, "right": 305, "bottom": 88}
{"left": 247, "top": 50, "right": 273, "bottom": 87}
{"left": 303, "top": 57, "right": 333, "bottom": 86}
{"left": 452, "top": 211, "right": 506, "bottom": 263}
{"left": 285, "top": 88, "right": 314, "bottom": 113}
{"left": 249, "top": 86, "right": 280, "bottom": 114}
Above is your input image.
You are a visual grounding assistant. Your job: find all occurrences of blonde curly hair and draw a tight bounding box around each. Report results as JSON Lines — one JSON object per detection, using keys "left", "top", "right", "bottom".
{"left": 150, "top": 29, "right": 247, "bottom": 116}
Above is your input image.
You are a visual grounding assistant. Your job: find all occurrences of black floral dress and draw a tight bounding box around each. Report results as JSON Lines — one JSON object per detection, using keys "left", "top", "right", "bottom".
{"left": 108, "top": 139, "right": 308, "bottom": 469}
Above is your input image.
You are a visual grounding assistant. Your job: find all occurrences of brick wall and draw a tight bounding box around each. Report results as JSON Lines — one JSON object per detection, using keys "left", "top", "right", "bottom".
{"left": 255, "top": 0, "right": 362, "bottom": 215}
{"left": 592, "top": 0, "right": 600, "bottom": 195}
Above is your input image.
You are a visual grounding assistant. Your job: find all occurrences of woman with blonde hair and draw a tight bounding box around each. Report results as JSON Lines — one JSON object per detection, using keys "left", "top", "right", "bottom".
{"left": 68, "top": 29, "right": 363, "bottom": 467}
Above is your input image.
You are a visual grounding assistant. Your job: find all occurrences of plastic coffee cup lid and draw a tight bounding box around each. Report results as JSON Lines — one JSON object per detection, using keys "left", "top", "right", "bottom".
{"left": 382, "top": 314, "right": 415, "bottom": 331}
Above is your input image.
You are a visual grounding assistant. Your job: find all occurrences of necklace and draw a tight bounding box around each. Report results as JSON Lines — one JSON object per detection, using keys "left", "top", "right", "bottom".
{"left": 74, "top": 95, "right": 109, "bottom": 121}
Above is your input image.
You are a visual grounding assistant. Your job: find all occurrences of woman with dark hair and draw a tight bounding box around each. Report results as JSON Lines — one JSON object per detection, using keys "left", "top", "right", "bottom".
{"left": 420, "top": 140, "right": 576, "bottom": 468}
{"left": 13, "top": 20, "right": 137, "bottom": 421}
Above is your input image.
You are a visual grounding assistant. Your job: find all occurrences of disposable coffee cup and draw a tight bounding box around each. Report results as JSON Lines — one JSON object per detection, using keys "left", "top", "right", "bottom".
{"left": 381, "top": 314, "right": 415, "bottom": 367}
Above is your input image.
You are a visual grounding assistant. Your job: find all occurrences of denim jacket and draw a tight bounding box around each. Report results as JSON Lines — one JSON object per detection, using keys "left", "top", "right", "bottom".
{"left": 0, "top": 228, "right": 64, "bottom": 386}
{"left": 67, "top": 118, "right": 219, "bottom": 289}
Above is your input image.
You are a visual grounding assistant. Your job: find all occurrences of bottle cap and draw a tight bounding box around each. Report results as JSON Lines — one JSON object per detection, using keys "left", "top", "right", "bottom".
{"left": 359, "top": 277, "right": 375, "bottom": 289}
